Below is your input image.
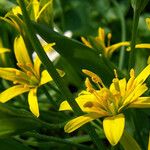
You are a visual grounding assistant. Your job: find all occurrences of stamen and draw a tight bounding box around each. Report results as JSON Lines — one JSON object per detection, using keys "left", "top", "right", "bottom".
{"left": 85, "top": 78, "right": 95, "bottom": 93}
{"left": 82, "top": 69, "right": 105, "bottom": 88}
{"left": 130, "top": 69, "right": 135, "bottom": 78}
{"left": 98, "top": 27, "right": 105, "bottom": 42}
{"left": 26, "top": 63, "right": 32, "bottom": 67}
{"left": 27, "top": 71, "right": 33, "bottom": 77}
{"left": 13, "top": 80, "right": 18, "bottom": 84}
{"left": 113, "top": 69, "right": 120, "bottom": 91}
{"left": 114, "top": 69, "right": 118, "bottom": 78}
{"left": 17, "top": 62, "right": 24, "bottom": 67}
{"left": 24, "top": 84, "right": 29, "bottom": 88}
{"left": 83, "top": 101, "right": 93, "bottom": 108}
{"left": 107, "top": 33, "right": 112, "bottom": 47}
{"left": 16, "top": 70, "right": 21, "bottom": 76}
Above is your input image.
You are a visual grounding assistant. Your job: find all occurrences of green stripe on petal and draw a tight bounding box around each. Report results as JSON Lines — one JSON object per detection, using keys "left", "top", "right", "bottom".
{"left": 0, "top": 85, "right": 29, "bottom": 103}
{"left": 129, "top": 97, "right": 150, "bottom": 108}
{"left": 64, "top": 113, "right": 100, "bottom": 133}
{"left": 103, "top": 113, "right": 125, "bottom": 146}
{"left": 28, "top": 88, "right": 39, "bottom": 117}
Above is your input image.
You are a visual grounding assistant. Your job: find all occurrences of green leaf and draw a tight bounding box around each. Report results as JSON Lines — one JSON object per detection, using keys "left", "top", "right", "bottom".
{"left": 0, "top": 103, "right": 41, "bottom": 137}
{"left": 0, "top": 138, "right": 32, "bottom": 150}
{"left": 120, "top": 130, "right": 141, "bottom": 150}
{"left": 34, "top": 23, "right": 115, "bottom": 85}
{"left": 38, "top": 0, "right": 53, "bottom": 28}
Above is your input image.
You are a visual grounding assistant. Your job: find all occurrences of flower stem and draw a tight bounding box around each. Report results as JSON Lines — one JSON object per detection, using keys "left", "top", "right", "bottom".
{"left": 42, "top": 85, "right": 58, "bottom": 109}
{"left": 16, "top": 133, "right": 94, "bottom": 150}
{"left": 128, "top": 8, "right": 140, "bottom": 70}
{"left": 111, "top": 0, "right": 127, "bottom": 70}
{"left": 18, "top": 1, "right": 105, "bottom": 149}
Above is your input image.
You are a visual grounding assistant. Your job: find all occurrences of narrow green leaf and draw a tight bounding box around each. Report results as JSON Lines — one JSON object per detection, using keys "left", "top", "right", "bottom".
{"left": 120, "top": 130, "right": 141, "bottom": 150}
{"left": 33, "top": 23, "right": 115, "bottom": 84}
{"left": 0, "top": 103, "right": 41, "bottom": 137}
{"left": 0, "top": 138, "right": 32, "bottom": 150}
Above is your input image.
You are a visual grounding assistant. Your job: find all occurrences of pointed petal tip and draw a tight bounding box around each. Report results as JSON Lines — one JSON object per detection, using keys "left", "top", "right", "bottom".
{"left": 103, "top": 113, "right": 125, "bottom": 146}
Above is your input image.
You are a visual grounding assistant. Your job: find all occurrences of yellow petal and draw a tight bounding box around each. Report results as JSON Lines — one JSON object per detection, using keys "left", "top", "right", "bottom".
{"left": 103, "top": 113, "right": 125, "bottom": 146}
{"left": 129, "top": 97, "right": 150, "bottom": 108}
{"left": 59, "top": 92, "right": 97, "bottom": 112}
{"left": 0, "top": 85, "right": 29, "bottom": 103}
{"left": 40, "top": 70, "right": 52, "bottom": 85}
{"left": 14, "top": 36, "right": 33, "bottom": 65}
{"left": 107, "top": 42, "right": 130, "bottom": 57}
{"left": 35, "top": 0, "right": 52, "bottom": 21}
{"left": 0, "top": 68, "right": 29, "bottom": 84}
{"left": 64, "top": 113, "right": 100, "bottom": 133}
{"left": 28, "top": 88, "right": 39, "bottom": 117}
{"left": 34, "top": 56, "right": 41, "bottom": 76}
{"left": 135, "top": 44, "right": 150, "bottom": 49}
{"left": 0, "top": 48, "right": 10, "bottom": 53}
{"left": 134, "top": 64, "right": 150, "bottom": 85}
{"left": 30, "top": 1, "right": 40, "bottom": 20}
{"left": 43, "top": 43, "right": 55, "bottom": 52}
{"left": 122, "top": 84, "right": 148, "bottom": 109}
{"left": 12, "top": 6, "right": 22, "bottom": 15}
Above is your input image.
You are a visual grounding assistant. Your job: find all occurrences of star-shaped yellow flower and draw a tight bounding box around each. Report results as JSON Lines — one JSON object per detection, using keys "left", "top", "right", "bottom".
{"left": 81, "top": 27, "right": 150, "bottom": 57}
{"left": 59, "top": 65, "right": 150, "bottom": 145}
{"left": 0, "top": 35, "right": 56, "bottom": 117}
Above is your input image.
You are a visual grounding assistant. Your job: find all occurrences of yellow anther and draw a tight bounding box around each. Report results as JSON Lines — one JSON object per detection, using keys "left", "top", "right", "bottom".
{"left": 85, "top": 78, "right": 95, "bottom": 93}
{"left": 81, "top": 37, "right": 92, "bottom": 48}
{"left": 130, "top": 69, "right": 135, "bottom": 78}
{"left": 13, "top": 81, "right": 18, "bottom": 84}
{"left": 114, "top": 69, "right": 118, "bottom": 78}
{"left": 102, "top": 90, "right": 109, "bottom": 101}
{"left": 98, "top": 27, "right": 105, "bottom": 42}
{"left": 107, "top": 33, "right": 112, "bottom": 47}
{"left": 27, "top": 71, "right": 33, "bottom": 77}
{"left": 17, "top": 62, "right": 24, "bottom": 67}
{"left": 26, "top": 63, "right": 32, "bottom": 67}
{"left": 16, "top": 71, "right": 21, "bottom": 76}
{"left": 83, "top": 101, "right": 93, "bottom": 108}
{"left": 24, "top": 84, "right": 29, "bottom": 88}
{"left": 82, "top": 69, "right": 104, "bottom": 88}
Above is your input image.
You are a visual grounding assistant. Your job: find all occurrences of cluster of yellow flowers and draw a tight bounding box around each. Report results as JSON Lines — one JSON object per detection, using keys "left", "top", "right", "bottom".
{"left": 0, "top": 2, "right": 150, "bottom": 147}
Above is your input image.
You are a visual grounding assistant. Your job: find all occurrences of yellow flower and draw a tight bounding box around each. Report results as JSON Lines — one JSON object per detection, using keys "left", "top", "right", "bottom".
{"left": 0, "top": 35, "right": 56, "bottom": 117}
{"left": 11, "top": 0, "right": 52, "bottom": 21}
{"left": 81, "top": 27, "right": 150, "bottom": 57}
{"left": 59, "top": 65, "right": 150, "bottom": 146}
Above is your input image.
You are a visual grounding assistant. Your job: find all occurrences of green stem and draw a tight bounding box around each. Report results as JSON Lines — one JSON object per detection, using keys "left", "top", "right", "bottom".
{"left": 42, "top": 85, "right": 58, "bottom": 108}
{"left": 20, "top": 132, "right": 94, "bottom": 150}
{"left": 66, "top": 135, "right": 91, "bottom": 143}
{"left": 18, "top": 1, "right": 105, "bottom": 149}
{"left": 128, "top": 8, "right": 140, "bottom": 70}
{"left": 112, "top": 1, "right": 126, "bottom": 70}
